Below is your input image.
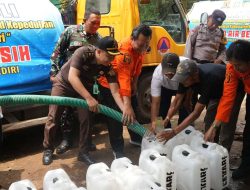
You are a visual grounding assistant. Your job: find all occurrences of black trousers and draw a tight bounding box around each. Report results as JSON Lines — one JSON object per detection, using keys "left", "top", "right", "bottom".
{"left": 99, "top": 85, "right": 124, "bottom": 153}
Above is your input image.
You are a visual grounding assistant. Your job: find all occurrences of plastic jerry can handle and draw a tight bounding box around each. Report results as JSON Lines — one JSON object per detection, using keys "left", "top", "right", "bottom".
{"left": 182, "top": 150, "right": 190, "bottom": 156}
{"left": 185, "top": 130, "right": 192, "bottom": 134}
{"left": 202, "top": 143, "right": 209, "bottom": 148}
{"left": 149, "top": 155, "right": 157, "bottom": 160}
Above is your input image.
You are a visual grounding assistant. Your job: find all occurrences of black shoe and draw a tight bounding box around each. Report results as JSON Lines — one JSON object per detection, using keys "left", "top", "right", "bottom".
{"left": 56, "top": 140, "right": 71, "bottom": 154}
{"left": 88, "top": 143, "right": 97, "bottom": 152}
{"left": 113, "top": 151, "right": 125, "bottom": 159}
{"left": 232, "top": 165, "right": 250, "bottom": 180}
{"left": 43, "top": 149, "right": 53, "bottom": 165}
{"left": 77, "top": 153, "right": 96, "bottom": 166}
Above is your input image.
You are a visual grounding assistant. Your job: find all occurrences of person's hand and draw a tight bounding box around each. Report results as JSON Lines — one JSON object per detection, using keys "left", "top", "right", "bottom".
{"left": 163, "top": 117, "right": 170, "bottom": 128}
{"left": 122, "top": 105, "right": 135, "bottom": 126}
{"left": 86, "top": 96, "right": 99, "bottom": 112}
{"left": 204, "top": 126, "right": 217, "bottom": 142}
{"left": 156, "top": 129, "right": 175, "bottom": 142}
{"left": 214, "top": 59, "right": 222, "bottom": 64}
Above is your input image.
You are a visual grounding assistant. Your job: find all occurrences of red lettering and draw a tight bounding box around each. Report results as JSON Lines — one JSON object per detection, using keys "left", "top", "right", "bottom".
{"left": 235, "top": 31, "right": 239, "bottom": 38}
{"left": 12, "top": 46, "right": 19, "bottom": 62}
{"left": 246, "top": 31, "right": 250, "bottom": 39}
{"left": 228, "top": 30, "right": 232, "bottom": 37}
{"left": 241, "top": 31, "right": 246, "bottom": 38}
{"left": 18, "top": 45, "right": 30, "bottom": 61}
{"left": 0, "top": 46, "right": 11, "bottom": 63}
{"left": 0, "top": 45, "right": 31, "bottom": 63}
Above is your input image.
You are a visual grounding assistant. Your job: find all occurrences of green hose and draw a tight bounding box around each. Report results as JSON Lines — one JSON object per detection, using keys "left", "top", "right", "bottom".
{"left": 0, "top": 95, "right": 146, "bottom": 136}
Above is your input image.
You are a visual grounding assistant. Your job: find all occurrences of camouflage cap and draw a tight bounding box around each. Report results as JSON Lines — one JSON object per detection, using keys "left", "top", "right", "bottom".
{"left": 171, "top": 59, "right": 198, "bottom": 83}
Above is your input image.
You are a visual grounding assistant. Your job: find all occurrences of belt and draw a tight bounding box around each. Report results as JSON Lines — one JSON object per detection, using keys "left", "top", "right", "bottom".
{"left": 193, "top": 58, "right": 213, "bottom": 64}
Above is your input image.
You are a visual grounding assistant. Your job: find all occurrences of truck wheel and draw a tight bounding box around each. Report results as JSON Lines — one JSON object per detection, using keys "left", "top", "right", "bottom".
{"left": 136, "top": 72, "right": 153, "bottom": 123}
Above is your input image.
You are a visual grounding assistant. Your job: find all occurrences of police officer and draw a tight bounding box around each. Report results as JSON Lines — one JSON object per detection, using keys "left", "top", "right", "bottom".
{"left": 185, "top": 9, "right": 227, "bottom": 64}
{"left": 50, "top": 8, "right": 101, "bottom": 155}
{"left": 42, "top": 36, "right": 133, "bottom": 165}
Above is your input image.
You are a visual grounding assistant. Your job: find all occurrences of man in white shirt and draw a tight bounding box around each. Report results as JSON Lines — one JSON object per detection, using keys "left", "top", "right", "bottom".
{"left": 151, "top": 53, "right": 189, "bottom": 130}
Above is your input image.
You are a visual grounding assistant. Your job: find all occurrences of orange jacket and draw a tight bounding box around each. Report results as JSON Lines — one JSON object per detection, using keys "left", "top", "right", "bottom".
{"left": 216, "top": 63, "right": 250, "bottom": 123}
{"left": 98, "top": 38, "right": 144, "bottom": 97}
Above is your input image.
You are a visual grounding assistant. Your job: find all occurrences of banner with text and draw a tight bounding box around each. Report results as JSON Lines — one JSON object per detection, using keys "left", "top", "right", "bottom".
{"left": 0, "top": 0, "right": 64, "bottom": 95}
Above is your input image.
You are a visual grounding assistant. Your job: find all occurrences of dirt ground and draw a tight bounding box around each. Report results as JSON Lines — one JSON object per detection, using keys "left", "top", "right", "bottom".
{"left": 0, "top": 98, "right": 250, "bottom": 190}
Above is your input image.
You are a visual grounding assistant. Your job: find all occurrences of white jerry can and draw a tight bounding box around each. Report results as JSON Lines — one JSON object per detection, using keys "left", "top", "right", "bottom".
{"left": 141, "top": 129, "right": 185, "bottom": 160}
{"left": 43, "top": 168, "right": 77, "bottom": 190}
{"left": 176, "top": 126, "right": 204, "bottom": 145}
{"left": 86, "top": 162, "right": 124, "bottom": 190}
{"left": 139, "top": 148, "right": 176, "bottom": 190}
{"left": 190, "top": 138, "right": 230, "bottom": 190}
{"left": 9, "top": 179, "right": 37, "bottom": 190}
{"left": 172, "top": 144, "right": 211, "bottom": 190}
{"left": 111, "top": 157, "right": 165, "bottom": 190}
{"left": 110, "top": 157, "right": 134, "bottom": 175}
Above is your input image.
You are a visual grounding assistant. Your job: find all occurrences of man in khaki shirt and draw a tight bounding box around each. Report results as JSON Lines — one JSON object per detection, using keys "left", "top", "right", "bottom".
{"left": 185, "top": 9, "right": 226, "bottom": 64}
{"left": 42, "top": 37, "right": 134, "bottom": 165}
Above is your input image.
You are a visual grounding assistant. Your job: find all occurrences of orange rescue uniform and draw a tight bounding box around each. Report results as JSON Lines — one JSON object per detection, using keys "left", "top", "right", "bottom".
{"left": 98, "top": 38, "right": 144, "bottom": 97}
{"left": 216, "top": 63, "right": 250, "bottom": 123}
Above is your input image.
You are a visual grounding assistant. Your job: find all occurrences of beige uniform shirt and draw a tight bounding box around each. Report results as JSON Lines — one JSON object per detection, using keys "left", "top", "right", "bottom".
{"left": 184, "top": 25, "right": 226, "bottom": 63}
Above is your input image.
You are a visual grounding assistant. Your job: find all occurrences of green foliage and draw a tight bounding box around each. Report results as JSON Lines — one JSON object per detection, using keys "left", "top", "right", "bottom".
{"left": 139, "top": 2, "right": 159, "bottom": 21}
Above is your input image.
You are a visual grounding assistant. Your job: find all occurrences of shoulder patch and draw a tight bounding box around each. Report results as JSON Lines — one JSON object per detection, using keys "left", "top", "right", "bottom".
{"left": 123, "top": 54, "right": 131, "bottom": 63}
{"left": 86, "top": 51, "right": 94, "bottom": 58}
{"left": 85, "top": 46, "right": 95, "bottom": 58}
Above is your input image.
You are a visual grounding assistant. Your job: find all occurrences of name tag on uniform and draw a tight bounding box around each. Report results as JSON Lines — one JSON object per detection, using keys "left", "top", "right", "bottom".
{"left": 73, "top": 41, "right": 83, "bottom": 46}
{"left": 93, "top": 81, "right": 100, "bottom": 95}
{"left": 123, "top": 54, "right": 131, "bottom": 64}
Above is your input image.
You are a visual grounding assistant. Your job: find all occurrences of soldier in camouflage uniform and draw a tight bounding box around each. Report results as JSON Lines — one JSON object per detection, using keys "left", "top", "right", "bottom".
{"left": 50, "top": 8, "right": 101, "bottom": 155}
